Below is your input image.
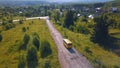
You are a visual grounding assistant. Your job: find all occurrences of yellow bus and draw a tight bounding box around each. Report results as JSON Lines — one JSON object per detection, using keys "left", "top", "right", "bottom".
{"left": 63, "top": 39, "right": 72, "bottom": 48}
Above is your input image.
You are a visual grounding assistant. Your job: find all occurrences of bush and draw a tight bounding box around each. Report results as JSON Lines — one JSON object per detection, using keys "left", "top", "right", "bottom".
{"left": 74, "top": 22, "right": 90, "bottom": 34}
{"left": 18, "top": 55, "right": 26, "bottom": 68}
{"left": 3, "top": 23, "right": 15, "bottom": 30}
{"left": 33, "top": 37, "right": 40, "bottom": 50}
{"left": 27, "top": 45, "right": 38, "bottom": 68}
{"left": 20, "top": 34, "right": 30, "bottom": 49}
{"left": 19, "top": 20, "right": 23, "bottom": 24}
{"left": 22, "top": 27, "right": 26, "bottom": 32}
{"left": 0, "top": 34, "right": 2, "bottom": 42}
{"left": 114, "top": 65, "right": 119, "bottom": 68}
{"left": 40, "top": 40, "right": 52, "bottom": 58}
{"left": 78, "top": 26, "right": 89, "bottom": 34}
{"left": 32, "top": 32, "right": 40, "bottom": 39}
{"left": 44, "top": 61, "right": 51, "bottom": 68}
{"left": 2, "top": 21, "right": 7, "bottom": 25}
{"left": 84, "top": 46, "right": 92, "bottom": 55}
{"left": 27, "top": 27, "right": 29, "bottom": 30}
{"left": 23, "top": 34, "right": 30, "bottom": 45}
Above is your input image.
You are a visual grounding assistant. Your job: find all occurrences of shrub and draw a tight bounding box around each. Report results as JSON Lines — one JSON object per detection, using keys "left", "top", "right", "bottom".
{"left": 19, "top": 20, "right": 23, "bottom": 24}
{"left": 74, "top": 22, "right": 90, "bottom": 34}
{"left": 40, "top": 40, "right": 52, "bottom": 58}
{"left": 27, "top": 45, "right": 38, "bottom": 68}
{"left": 3, "top": 23, "right": 15, "bottom": 30}
{"left": 0, "top": 34, "right": 2, "bottom": 42}
{"left": 22, "top": 27, "right": 26, "bottom": 32}
{"left": 23, "top": 34, "right": 30, "bottom": 45}
{"left": 114, "top": 65, "right": 119, "bottom": 68}
{"left": 33, "top": 37, "right": 40, "bottom": 50}
{"left": 44, "top": 61, "right": 51, "bottom": 68}
{"left": 2, "top": 21, "right": 7, "bottom": 25}
{"left": 18, "top": 55, "right": 26, "bottom": 68}
{"left": 84, "top": 46, "right": 92, "bottom": 55}
{"left": 20, "top": 34, "right": 30, "bottom": 49}
{"left": 32, "top": 32, "right": 39, "bottom": 39}
{"left": 78, "top": 26, "right": 89, "bottom": 34}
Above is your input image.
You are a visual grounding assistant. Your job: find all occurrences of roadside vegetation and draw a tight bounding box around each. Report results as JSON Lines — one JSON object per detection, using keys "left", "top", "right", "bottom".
{"left": 0, "top": 19, "right": 60, "bottom": 68}
{"left": 54, "top": 23, "right": 120, "bottom": 68}
{"left": 51, "top": 4, "right": 120, "bottom": 67}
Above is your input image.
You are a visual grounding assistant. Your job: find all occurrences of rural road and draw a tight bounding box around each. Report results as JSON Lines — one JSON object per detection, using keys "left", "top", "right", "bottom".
{"left": 0, "top": 16, "right": 93, "bottom": 68}
{"left": 45, "top": 17, "right": 93, "bottom": 68}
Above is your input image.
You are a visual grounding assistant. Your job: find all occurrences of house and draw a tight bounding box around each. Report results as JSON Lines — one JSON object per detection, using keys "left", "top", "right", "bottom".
{"left": 88, "top": 15, "right": 94, "bottom": 19}
{"left": 111, "top": 7, "right": 118, "bottom": 12}
{"left": 77, "top": 13, "right": 81, "bottom": 17}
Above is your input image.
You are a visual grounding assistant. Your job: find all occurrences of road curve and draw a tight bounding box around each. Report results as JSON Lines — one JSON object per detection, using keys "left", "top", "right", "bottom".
{"left": 46, "top": 19, "right": 93, "bottom": 68}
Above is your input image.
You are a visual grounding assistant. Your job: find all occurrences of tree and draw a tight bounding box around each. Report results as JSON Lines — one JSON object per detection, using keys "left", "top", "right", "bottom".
{"left": 40, "top": 40, "right": 52, "bottom": 58}
{"left": 22, "top": 27, "right": 26, "bottom": 32}
{"left": 91, "top": 13, "right": 113, "bottom": 43}
{"left": 27, "top": 45, "right": 38, "bottom": 68}
{"left": 19, "top": 20, "right": 23, "bottom": 24}
{"left": 18, "top": 55, "right": 26, "bottom": 68}
{"left": 3, "top": 23, "right": 15, "bottom": 30}
{"left": 23, "top": 34, "right": 30, "bottom": 45}
{"left": 51, "top": 10, "right": 60, "bottom": 22}
{"left": 33, "top": 37, "right": 40, "bottom": 50}
{"left": 44, "top": 61, "right": 51, "bottom": 68}
{"left": 63, "top": 10, "right": 74, "bottom": 28}
{"left": 0, "top": 34, "right": 2, "bottom": 42}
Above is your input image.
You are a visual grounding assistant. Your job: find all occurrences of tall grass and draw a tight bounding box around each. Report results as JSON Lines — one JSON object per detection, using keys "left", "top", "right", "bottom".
{"left": 54, "top": 24, "right": 120, "bottom": 68}
{"left": 0, "top": 19, "right": 60, "bottom": 68}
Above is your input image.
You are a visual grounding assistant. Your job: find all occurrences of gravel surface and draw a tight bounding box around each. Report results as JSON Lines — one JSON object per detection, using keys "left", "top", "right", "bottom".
{"left": 46, "top": 19, "right": 94, "bottom": 68}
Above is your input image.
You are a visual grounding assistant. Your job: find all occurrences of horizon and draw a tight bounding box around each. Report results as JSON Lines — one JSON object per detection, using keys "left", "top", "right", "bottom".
{"left": 0, "top": 0, "right": 113, "bottom": 3}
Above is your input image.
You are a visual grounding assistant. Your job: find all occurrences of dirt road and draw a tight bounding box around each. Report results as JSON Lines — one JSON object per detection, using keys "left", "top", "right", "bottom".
{"left": 46, "top": 19, "right": 93, "bottom": 68}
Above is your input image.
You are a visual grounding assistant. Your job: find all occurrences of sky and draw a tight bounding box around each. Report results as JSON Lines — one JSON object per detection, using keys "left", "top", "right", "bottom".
{"left": 0, "top": 0, "right": 113, "bottom": 3}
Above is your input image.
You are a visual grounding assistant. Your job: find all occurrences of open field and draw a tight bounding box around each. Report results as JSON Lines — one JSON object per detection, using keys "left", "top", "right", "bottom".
{"left": 0, "top": 19, "right": 60, "bottom": 68}
{"left": 54, "top": 24, "right": 120, "bottom": 68}
{"left": 109, "top": 29, "right": 120, "bottom": 38}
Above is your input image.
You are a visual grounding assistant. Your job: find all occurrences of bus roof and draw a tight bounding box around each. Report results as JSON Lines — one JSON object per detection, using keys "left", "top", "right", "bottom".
{"left": 63, "top": 39, "right": 72, "bottom": 44}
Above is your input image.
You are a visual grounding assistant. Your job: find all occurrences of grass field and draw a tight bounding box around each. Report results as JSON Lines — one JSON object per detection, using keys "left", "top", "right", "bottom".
{"left": 54, "top": 24, "right": 120, "bottom": 68}
{"left": 0, "top": 19, "right": 60, "bottom": 68}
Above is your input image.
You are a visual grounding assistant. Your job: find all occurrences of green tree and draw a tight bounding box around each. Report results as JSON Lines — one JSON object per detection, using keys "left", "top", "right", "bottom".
{"left": 18, "top": 55, "right": 26, "bottom": 68}
{"left": 44, "top": 61, "right": 51, "bottom": 68}
{"left": 91, "top": 13, "right": 113, "bottom": 43}
{"left": 0, "top": 34, "right": 2, "bottom": 42}
{"left": 23, "top": 34, "right": 30, "bottom": 45}
{"left": 32, "top": 37, "right": 40, "bottom": 50}
{"left": 19, "top": 34, "right": 30, "bottom": 50}
{"left": 27, "top": 45, "right": 38, "bottom": 68}
{"left": 51, "top": 10, "right": 60, "bottom": 22}
{"left": 22, "top": 27, "right": 26, "bottom": 32}
{"left": 63, "top": 10, "right": 74, "bottom": 28}
{"left": 40, "top": 40, "right": 52, "bottom": 58}
{"left": 3, "top": 23, "right": 15, "bottom": 30}
{"left": 19, "top": 20, "right": 23, "bottom": 24}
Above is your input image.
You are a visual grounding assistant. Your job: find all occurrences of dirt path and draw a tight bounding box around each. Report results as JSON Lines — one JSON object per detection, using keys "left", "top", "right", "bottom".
{"left": 46, "top": 19, "right": 93, "bottom": 68}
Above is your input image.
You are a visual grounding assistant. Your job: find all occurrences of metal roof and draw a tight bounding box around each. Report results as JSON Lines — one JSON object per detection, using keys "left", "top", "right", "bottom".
{"left": 63, "top": 39, "right": 72, "bottom": 44}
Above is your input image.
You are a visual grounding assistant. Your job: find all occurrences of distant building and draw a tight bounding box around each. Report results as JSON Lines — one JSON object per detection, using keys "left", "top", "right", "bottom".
{"left": 96, "top": 7, "right": 101, "bottom": 10}
{"left": 88, "top": 15, "right": 94, "bottom": 19}
{"left": 77, "top": 13, "right": 81, "bottom": 17}
{"left": 111, "top": 7, "right": 118, "bottom": 12}
{"left": 19, "top": 11, "right": 22, "bottom": 14}
{"left": 96, "top": 7, "right": 102, "bottom": 12}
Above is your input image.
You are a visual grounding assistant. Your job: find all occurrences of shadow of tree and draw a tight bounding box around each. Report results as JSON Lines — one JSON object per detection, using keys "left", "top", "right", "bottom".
{"left": 99, "top": 36, "right": 120, "bottom": 50}
{"left": 98, "top": 36, "right": 120, "bottom": 56}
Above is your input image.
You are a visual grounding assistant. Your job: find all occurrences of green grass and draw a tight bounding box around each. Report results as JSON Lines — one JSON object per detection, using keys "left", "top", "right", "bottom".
{"left": 54, "top": 24, "right": 120, "bottom": 68}
{"left": 109, "top": 29, "right": 120, "bottom": 38}
{"left": 0, "top": 19, "right": 60, "bottom": 68}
